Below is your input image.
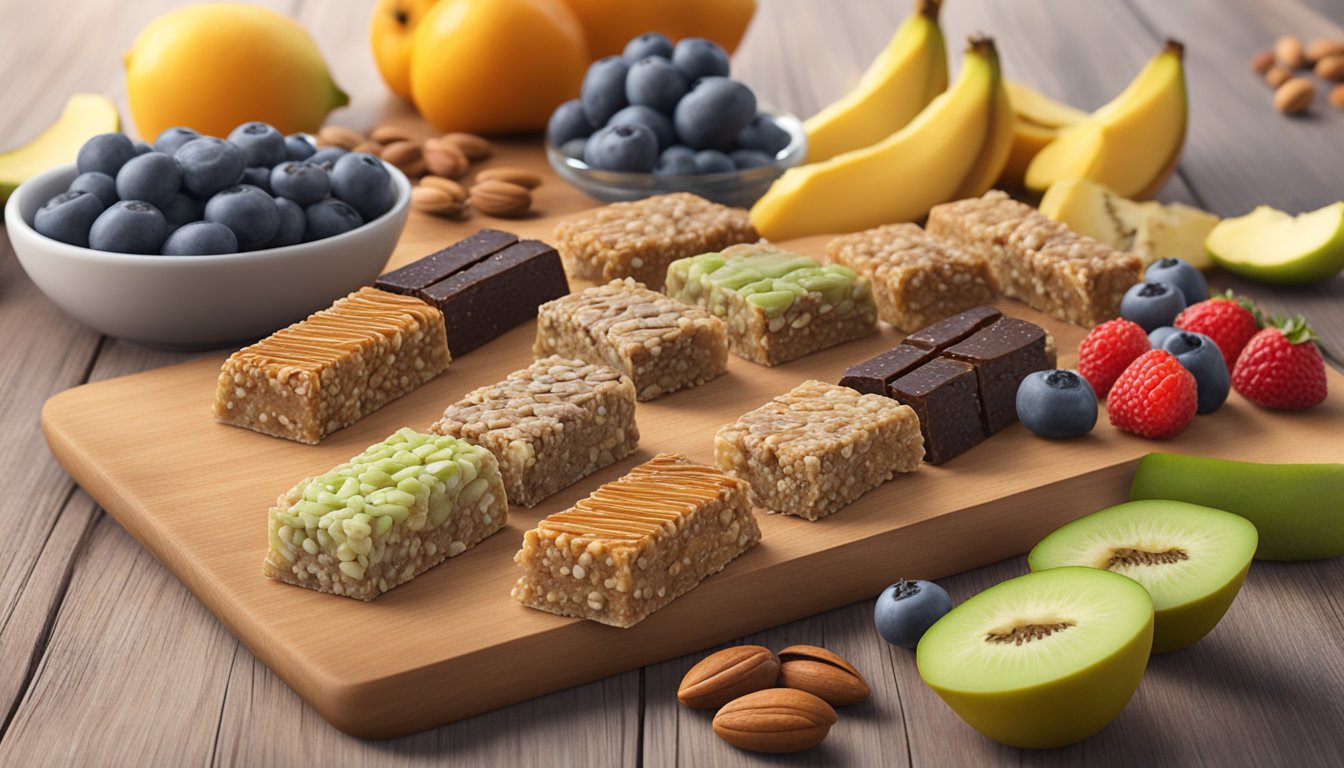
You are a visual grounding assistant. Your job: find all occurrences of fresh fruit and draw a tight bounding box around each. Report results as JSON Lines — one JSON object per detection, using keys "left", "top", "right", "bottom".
{"left": 951, "top": 48, "right": 1016, "bottom": 200}
{"left": 674, "top": 78, "right": 758, "bottom": 151}
{"left": 777, "top": 645, "right": 870, "bottom": 707}
{"left": 34, "top": 191, "right": 105, "bottom": 248}
{"left": 1026, "top": 40, "right": 1187, "bottom": 198}
{"left": 1016, "top": 369, "right": 1099, "bottom": 438}
{"left": 654, "top": 149, "right": 698, "bottom": 176}
{"left": 737, "top": 113, "right": 791, "bottom": 156}
{"left": 1005, "top": 81, "right": 1089, "bottom": 127}
{"left": 1078, "top": 318, "right": 1152, "bottom": 397}
{"left": 162, "top": 194, "right": 202, "bottom": 231}
{"left": 270, "top": 198, "right": 306, "bottom": 247}
{"left": 712, "top": 688, "right": 837, "bottom": 753}
{"left": 751, "top": 37, "right": 1002, "bottom": 240}
{"left": 673, "top": 37, "right": 731, "bottom": 82}
{"left": 1161, "top": 331, "right": 1229, "bottom": 414}
{"left": 729, "top": 149, "right": 773, "bottom": 169}
{"left": 304, "top": 147, "right": 348, "bottom": 170}
{"left": 581, "top": 57, "right": 632, "bottom": 127}
{"left": 1148, "top": 326, "right": 1178, "bottom": 349}
{"left": 242, "top": 167, "right": 271, "bottom": 194}
{"left": 228, "top": 122, "right": 287, "bottom": 168}
{"left": 1120, "top": 281, "right": 1187, "bottom": 332}
{"left": 1130, "top": 453, "right": 1344, "bottom": 561}
{"left": 803, "top": 0, "right": 948, "bottom": 163}
{"left": 284, "top": 135, "right": 316, "bottom": 162}
{"left": 557, "top": 0, "right": 756, "bottom": 60}
{"left": 89, "top": 200, "right": 168, "bottom": 254}
{"left": 607, "top": 106, "right": 675, "bottom": 151}
{"left": 625, "top": 57, "right": 689, "bottom": 114}
{"left": 547, "top": 99, "right": 594, "bottom": 147}
{"left": 115, "top": 152, "right": 181, "bottom": 210}
{"left": 204, "top": 185, "right": 280, "bottom": 249}
{"left": 1232, "top": 317, "right": 1329, "bottom": 410}
{"left": 1037, "top": 178, "right": 1218, "bottom": 269}
{"left": 76, "top": 133, "right": 137, "bottom": 178}
{"left": 1145, "top": 258, "right": 1207, "bottom": 306}
{"left": 1206, "top": 202, "right": 1344, "bottom": 285}
{"left": 1028, "top": 500, "right": 1257, "bottom": 653}
{"left": 584, "top": 124, "right": 659, "bottom": 172}
{"left": 369, "top": 0, "right": 442, "bottom": 102}
{"left": 916, "top": 567, "right": 1153, "bottom": 749}
{"left": 69, "top": 172, "right": 117, "bottom": 208}
{"left": 411, "top": 0, "right": 588, "bottom": 134}
{"left": 874, "top": 579, "right": 953, "bottom": 649}
{"left": 1174, "top": 294, "right": 1262, "bottom": 371}
{"left": 304, "top": 198, "right": 364, "bottom": 241}
{"left": 623, "top": 32, "right": 674, "bottom": 62}
{"left": 694, "top": 150, "right": 734, "bottom": 174}
{"left": 126, "top": 4, "right": 348, "bottom": 139}
{"left": 677, "top": 645, "right": 780, "bottom": 710}
{"left": 162, "top": 221, "right": 239, "bottom": 256}
{"left": 0, "top": 94, "right": 119, "bottom": 204}
{"left": 330, "top": 153, "right": 395, "bottom": 221}
{"left": 1107, "top": 349, "right": 1198, "bottom": 440}
{"left": 155, "top": 127, "right": 201, "bottom": 156}
{"left": 175, "top": 137, "right": 246, "bottom": 198}
{"left": 269, "top": 162, "right": 332, "bottom": 206}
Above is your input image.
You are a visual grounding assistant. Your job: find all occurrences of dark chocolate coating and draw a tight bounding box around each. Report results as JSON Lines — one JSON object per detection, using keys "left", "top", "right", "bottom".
{"left": 904, "top": 305, "right": 1001, "bottom": 352}
{"left": 839, "top": 344, "right": 933, "bottom": 396}
{"left": 374, "top": 228, "right": 519, "bottom": 294}
{"left": 890, "top": 358, "right": 986, "bottom": 465}
{"left": 943, "top": 317, "right": 1050, "bottom": 435}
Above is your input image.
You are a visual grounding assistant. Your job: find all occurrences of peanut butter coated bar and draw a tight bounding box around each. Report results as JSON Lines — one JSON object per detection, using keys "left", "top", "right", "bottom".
{"left": 430, "top": 356, "right": 639, "bottom": 508}
{"left": 213, "top": 287, "right": 450, "bottom": 444}
{"left": 714, "top": 380, "right": 924, "bottom": 520}
{"left": 511, "top": 453, "right": 761, "bottom": 628}
{"left": 553, "top": 193, "right": 758, "bottom": 288}
{"left": 533, "top": 279, "right": 728, "bottom": 401}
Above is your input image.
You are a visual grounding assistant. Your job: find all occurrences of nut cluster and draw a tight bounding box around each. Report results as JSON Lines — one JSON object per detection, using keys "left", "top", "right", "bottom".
{"left": 1250, "top": 35, "right": 1344, "bottom": 113}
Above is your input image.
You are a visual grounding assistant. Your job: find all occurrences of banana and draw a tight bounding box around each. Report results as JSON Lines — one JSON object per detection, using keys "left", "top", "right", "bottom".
{"left": 802, "top": 0, "right": 948, "bottom": 163}
{"left": 999, "top": 82, "right": 1087, "bottom": 188}
{"left": 953, "top": 63, "right": 1016, "bottom": 199}
{"left": 752, "top": 38, "right": 1003, "bottom": 241}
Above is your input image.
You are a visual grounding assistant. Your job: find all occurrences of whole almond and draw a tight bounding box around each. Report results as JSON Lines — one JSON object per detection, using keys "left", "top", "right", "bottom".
{"left": 411, "top": 186, "right": 466, "bottom": 217}
{"left": 1276, "top": 35, "right": 1305, "bottom": 69}
{"left": 444, "top": 132, "right": 493, "bottom": 161}
{"left": 677, "top": 645, "right": 780, "bottom": 710}
{"left": 1331, "top": 84, "right": 1344, "bottom": 109}
{"left": 1315, "top": 54, "right": 1344, "bottom": 81}
{"left": 1305, "top": 38, "right": 1344, "bottom": 63}
{"left": 317, "top": 125, "right": 365, "bottom": 150}
{"left": 777, "top": 645, "right": 871, "bottom": 707}
{"left": 1264, "top": 66, "right": 1292, "bottom": 88}
{"left": 1249, "top": 49, "right": 1275, "bottom": 74}
{"left": 381, "top": 140, "right": 424, "bottom": 174}
{"left": 423, "top": 137, "right": 470, "bottom": 179}
{"left": 1275, "top": 77, "right": 1316, "bottom": 113}
{"left": 476, "top": 167, "right": 543, "bottom": 189}
{"left": 353, "top": 140, "right": 385, "bottom": 158}
{"left": 470, "top": 179, "right": 531, "bottom": 217}
{"left": 370, "top": 124, "right": 419, "bottom": 144}
{"left": 419, "top": 175, "right": 467, "bottom": 202}
{"left": 712, "top": 688, "right": 837, "bottom": 754}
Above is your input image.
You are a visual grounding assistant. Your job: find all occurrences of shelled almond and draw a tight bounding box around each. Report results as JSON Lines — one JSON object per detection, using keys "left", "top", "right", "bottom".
{"left": 1275, "top": 77, "right": 1317, "bottom": 114}
{"left": 1254, "top": 34, "right": 1344, "bottom": 112}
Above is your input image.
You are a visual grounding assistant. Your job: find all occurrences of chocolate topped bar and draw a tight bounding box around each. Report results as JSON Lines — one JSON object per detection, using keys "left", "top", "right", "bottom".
{"left": 889, "top": 358, "right": 986, "bottom": 466}
{"left": 375, "top": 228, "right": 518, "bottom": 294}
{"left": 904, "top": 305, "right": 1001, "bottom": 352}
{"left": 944, "top": 317, "right": 1054, "bottom": 435}
{"left": 839, "top": 344, "right": 934, "bottom": 397}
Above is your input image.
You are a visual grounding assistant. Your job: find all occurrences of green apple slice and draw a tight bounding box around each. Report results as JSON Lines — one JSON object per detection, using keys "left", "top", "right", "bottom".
{"left": 1206, "top": 202, "right": 1344, "bottom": 285}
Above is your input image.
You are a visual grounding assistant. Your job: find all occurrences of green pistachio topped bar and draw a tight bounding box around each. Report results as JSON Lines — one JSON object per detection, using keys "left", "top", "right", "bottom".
{"left": 264, "top": 428, "right": 507, "bottom": 600}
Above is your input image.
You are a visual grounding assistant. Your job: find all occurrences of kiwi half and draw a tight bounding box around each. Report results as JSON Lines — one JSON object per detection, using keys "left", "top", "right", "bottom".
{"left": 917, "top": 567, "right": 1153, "bottom": 749}
{"left": 1029, "top": 500, "right": 1257, "bottom": 653}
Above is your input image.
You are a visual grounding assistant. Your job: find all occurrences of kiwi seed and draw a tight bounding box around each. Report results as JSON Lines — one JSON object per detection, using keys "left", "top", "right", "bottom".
{"left": 1107, "top": 547, "right": 1189, "bottom": 568}
{"left": 985, "top": 621, "right": 1077, "bottom": 646}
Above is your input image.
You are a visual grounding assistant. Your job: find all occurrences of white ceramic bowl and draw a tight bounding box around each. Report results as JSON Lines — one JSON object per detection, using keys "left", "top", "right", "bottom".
{"left": 5, "top": 162, "right": 411, "bottom": 350}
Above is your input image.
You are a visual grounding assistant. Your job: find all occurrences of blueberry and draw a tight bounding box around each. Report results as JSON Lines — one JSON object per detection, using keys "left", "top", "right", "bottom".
{"left": 284, "top": 134, "right": 317, "bottom": 161}
{"left": 161, "top": 193, "right": 202, "bottom": 231}
{"left": 175, "top": 137, "right": 246, "bottom": 198}
{"left": 1145, "top": 257, "right": 1207, "bottom": 307}
{"left": 1162, "top": 331, "right": 1230, "bottom": 414}
{"left": 736, "top": 113, "right": 791, "bottom": 156}
{"left": 1148, "top": 325, "right": 1179, "bottom": 349}
{"left": 269, "top": 197, "right": 306, "bottom": 247}
{"left": 1016, "top": 369, "right": 1098, "bottom": 439}
{"left": 133, "top": 141, "right": 154, "bottom": 156}
{"left": 269, "top": 162, "right": 331, "bottom": 206}
{"left": 68, "top": 172, "right": 117, "bottom": 208}
{"left": 115, "top": 152, "right": 182, "bottom": 209}
{"left": 874, "top": 579, "right": 953, "bottom": 650}
{"left": 622, "top": 32, "right": 673, "bottom": 62}
{"left": 330, "top": 152, "right": 394, "bottom": 221}
{"left": 625, "top": 56, "right": 688, "bottom": 114}
{"left": 607, "top": 105, "right": 675, "bottom": 151}
{"left": 583, "top": 124, "right": 658, "bottom": 173}
{"left": 161, "top": 221, "right": 238, "bottom": 255}
{"left": 653, "top": 148, "right": 699, "bottom": 176}
{"left": 560, "top": 138, "right": 588, "bottom": 160}
{"left": 204, "top": 185, "right": 279, "bottom": 249}
{"left": 304, "top": 198, "right": 364, "bottom": 241}
{"left": 547, "top": 99, "right": 594, "bottom": 146}
{"left": 581, "top": 56, "right": 630, "bottom": 127}
{"left": 155, "top": 127, "right": 201, "bottom": 156}
{"left": 88, "top": 200, "right": 167, "bottom": 254}
{"left": 674, "top": 77, "right": 757, "bottom": 150}
{"left": 76, "top": 133, "right": 136, "bottom": 177}
{"left": 34, "top": 191, "right": 104, "bottom": 247}
{"left": 729, "top": 149, "right": 773, "bottom": 169}
{"left": 228, "top": 122, "right": 286, "bottom": 168}
{"left": 693, "top": 149, "right": 734, "bottom": 174}
{"left": 242, "top": 167, "right": 272, "bottom": 194}
{"left": 1120, "top": 280, "right": 1187, "bottom": 332}
{"left": 304, "top": 146, "right": 348, "bottom": 169}
{"left": 672, "top": 37, "right": 731, "bottom": 81}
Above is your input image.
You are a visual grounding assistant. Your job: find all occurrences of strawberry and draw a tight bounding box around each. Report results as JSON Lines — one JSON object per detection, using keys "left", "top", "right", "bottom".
{"left": 1077, "top": 318, "right": 1151, "bottom": 397}
{"left": 1173, "top": 291, "right": 1261, "bottom": 371}
{"left": 1106, "top": 349, "right": 1198, "bottom": 439}
{"left": 1232, "top": 316, "right": 1328, "bottom": 410}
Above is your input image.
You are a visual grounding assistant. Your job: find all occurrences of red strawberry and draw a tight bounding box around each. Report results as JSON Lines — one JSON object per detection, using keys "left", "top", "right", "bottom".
{"left": 1232, "top": 316, "right": 1328, "bottom": 410}
{"left": 1078, "top": 318, "right": 1152, "bottom": 397}
{"left": 1107, "top": 349, "right": 1198, "bottom": 439}
{"left": 1173, "top": 292, "right": 1261, "bottom": 371}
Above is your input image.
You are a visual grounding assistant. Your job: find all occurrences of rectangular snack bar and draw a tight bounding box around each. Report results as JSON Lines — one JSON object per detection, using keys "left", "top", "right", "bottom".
{"left": 212, "top": 287, "right": 450, "bottom": 444}
{"left": 889, "top": 358, "right": 986, "bottom": 465}
{"left": 374, "top": 228, "right": 518, "bottom": 294}
{"left": 553, "top": 192, "right": 758, "bottom": 288}
{"left": 714, "top": 380, "right": 923, "bottom": 520}
{"left": 511, "top": 453, "right": 761, "bottom": 628}
{"left": 532, "top": 278, "right": 728, "bottom": 401}
{"left": 430, "top": 356, "right": 640, "bottom": 508}
{"left": 825, "top": 222, "right": 998, "bottom": 331}
{"left": 944, "top": 316, "right": 1056, "bottom": 434}
{"left": 904, "top": 305, "right": 1002, "bottom": 352}
{"left": 839, "top": 344, "right": 934, "bottom": 397}
{"left": 264, "top": 428, "right": 507, "bottom": 600}
{"left": 665, "top": 243, "right": 877, "bottom": 366}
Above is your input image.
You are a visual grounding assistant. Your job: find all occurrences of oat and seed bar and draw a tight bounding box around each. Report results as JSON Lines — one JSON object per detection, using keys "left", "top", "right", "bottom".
{"left": 511, "top": 453, "right": 760, "bottom": 628}
{"left": 532, "top": 279, "right": 727, "bottom": 401}
{"left": 213, "top": 287, "right": 450, "bottom": 444}
{"left": 664, "top": 243, "right": 877, "bottom": 366}
{"left": 553, "top": 192, "right": 758, "bottom": 288}
{"left": 714, "top": 380, "right": 924, "bottom": 520}
{"left": 430, "top": 356, "right": 639, "bottom": 508}
{"left": 264, "top": 428, "right": 507, "bottom": 600}
{"left": 825, "top": 223, "right": 998, "bottom": 331}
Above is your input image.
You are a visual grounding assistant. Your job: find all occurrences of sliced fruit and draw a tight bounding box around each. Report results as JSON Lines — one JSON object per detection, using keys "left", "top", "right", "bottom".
{"left": 1038, "top": 178, "right": 1217, "bottom": 269}
{"left": 1130, "top": 453, "right": 1344, "bottom": 561}
{"left": 917, "top": 567, "right": 1153, "bottom": 749}
{"left": 1005, "top": 81, "right": 1089, "bottom": 127}
{"left": 1206, "top": 202, "right": 1344, "bottom": 285}
{"left": 0, "top": 94, "right": 119, "bottom": 204}
{"left": 1029, "top": 500, "right": 1257, "bottom": 653}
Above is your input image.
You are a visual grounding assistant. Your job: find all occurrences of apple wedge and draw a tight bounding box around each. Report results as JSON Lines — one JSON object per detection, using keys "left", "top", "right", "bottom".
{"left": 1206, "top": 202, "right": 1344, "bottom": 285}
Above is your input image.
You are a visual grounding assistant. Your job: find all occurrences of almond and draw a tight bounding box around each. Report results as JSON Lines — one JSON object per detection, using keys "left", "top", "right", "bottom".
{"left": 1249, "top": 49, "right": 1275, "bottom": 74}
{"left": 381, "top": 140, "right": 424, "bottom": 176}
{"left": 423, "top": 137, "right": 470, "bottom": 179}
{"left": 677, "top": 645, "right": 780, "bottom": 710}
{"left": 1331, "top": 84, "right": 1344, "bottom": 109}
{"left": 1276, "top": 35, "right": 1305, "bottom": 69}
{"left": 419, "top": 175, "right": 467, "bottom": 203}
{"left": 1264, "top": 66, "right": 1292, "bottom": 88}
{"left": 712, "top": 688, "right": 837, "bottom": 753}
{"left": 411, "top": 186, "right": 467, "bottom": 218}
{"left": 777, "top": 645, "right": 871, "bottom": 707}
{"left": 370, "top": 124, "right": 419, "bottom": 144}
{"left": 1274, "top": 77, "right": 1316, "bottom": 114}
{"left": 475, "top": 167, "right": 543, "bottom": 190}
{"left": 316, "top": 125, "right": 365, "bottom": 150}
{"left": 352, "top": 141, "right": 384, "bottom": 158}
{"left": 1315, "top": 54, "right": 1344, "bottom": 81}
{"left": 470, "top": 179, "right": 531, "bottom": 217}
{"left": 1305, "top": 38, "right": 1344, "bottom": 63}
{"left": 444, "top": 132, "right": 493, "bottom": 161}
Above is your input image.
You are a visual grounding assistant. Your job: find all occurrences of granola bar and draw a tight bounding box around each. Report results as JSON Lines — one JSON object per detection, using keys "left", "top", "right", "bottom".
{"left": 212, "top": 287, "right": 450, "bottom": 444}
{"left": 430, "top": 356, "right": 639, "bottom": 508}
{"left": 714, "top": 380, "right": 923, "bottom": 520}
{"left": 264, "top": 428, "right": 507, "bottom": 600}
{"left": 511, "top": 453, "right": 761, "bottom": 628}
{"left": 532, "top": 279, "right": 728, "bottom": 401}
{"left": 553, "top": 193, "right": 758, "bottom": 288}
{"left": 665, "top": 243, "right": 877, "bottom": 366}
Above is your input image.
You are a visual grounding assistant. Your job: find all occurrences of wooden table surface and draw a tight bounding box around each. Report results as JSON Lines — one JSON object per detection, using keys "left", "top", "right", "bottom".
{"left": 3, "top": 0, "right": 1343, "bottom": 765}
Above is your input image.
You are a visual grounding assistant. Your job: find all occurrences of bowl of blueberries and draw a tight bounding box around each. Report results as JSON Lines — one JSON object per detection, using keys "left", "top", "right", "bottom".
{"left": 545, "top": 32, "right": 806, "bottom": 208}
{"left": 5, "top": 122, "right": 411, "bottom": 349}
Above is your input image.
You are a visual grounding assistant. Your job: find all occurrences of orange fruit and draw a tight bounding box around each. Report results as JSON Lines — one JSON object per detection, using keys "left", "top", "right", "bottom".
{"left": 369, "top": 0, "right": 442, "bottom": 102}
{"left": 556, "top": 0, "right": 757, "bottom": 59}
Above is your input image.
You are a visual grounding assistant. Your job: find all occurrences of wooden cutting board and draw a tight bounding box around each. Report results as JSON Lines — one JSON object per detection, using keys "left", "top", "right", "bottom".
{"left": 39, "top": 140, "right": 1344, "bottom": 738}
